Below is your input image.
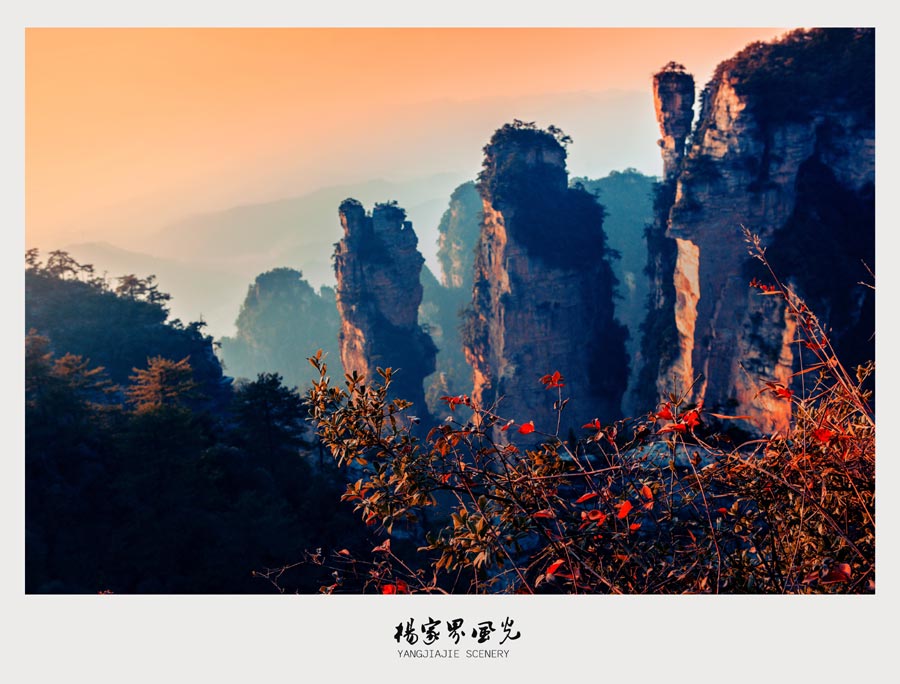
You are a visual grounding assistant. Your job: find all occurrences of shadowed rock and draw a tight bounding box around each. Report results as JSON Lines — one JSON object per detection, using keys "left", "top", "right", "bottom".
{"left": 463, "top": 122, "right": 628, "bottom": 442}
{"left": 333, "top": 199, "right": 437, "bottom": 421}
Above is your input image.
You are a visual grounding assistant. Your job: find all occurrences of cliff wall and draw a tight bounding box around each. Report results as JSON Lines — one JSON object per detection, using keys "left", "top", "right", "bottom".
{"left": 653, "top": 29, "right": 875, "bottom": 432}
{"left": 333, "top": 199, "right": 437, "bottom": 419}
{"left": 463, "top": 123, "right": 628, "bottom": 442}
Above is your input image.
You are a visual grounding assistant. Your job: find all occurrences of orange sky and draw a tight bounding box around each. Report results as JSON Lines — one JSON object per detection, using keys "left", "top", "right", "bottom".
{"left": 25, "top": 28, "right": 788, "bottom": 249}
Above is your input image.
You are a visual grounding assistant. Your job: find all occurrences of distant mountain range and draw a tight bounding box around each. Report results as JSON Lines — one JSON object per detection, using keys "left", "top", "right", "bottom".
{"left": 65, "top": 173, "right": 467, "bottom": 339}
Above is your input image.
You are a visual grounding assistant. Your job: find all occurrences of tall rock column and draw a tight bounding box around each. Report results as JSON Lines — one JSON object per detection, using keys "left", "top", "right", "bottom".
{"left": 632, "top": 65, "right": 696, "bottom": 413}
{"left": 659, "top": 28, "right": 874, "bottom": 433}
{"left": 463, "top": 122, "right": 628, "bottom": 442}
{"left": 653, "top": 63, "right": 696, "bottom": 180}
{"left": 333, "top": 199, "right": 437, "bottom": 419}
{"left": 436, "top": 181, "right": 483, "bottom": 291}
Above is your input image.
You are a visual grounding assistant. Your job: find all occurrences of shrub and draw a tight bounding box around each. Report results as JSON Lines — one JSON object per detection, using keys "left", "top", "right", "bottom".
{"left": 303, "top": 236, "right": 874, "bottom": 594}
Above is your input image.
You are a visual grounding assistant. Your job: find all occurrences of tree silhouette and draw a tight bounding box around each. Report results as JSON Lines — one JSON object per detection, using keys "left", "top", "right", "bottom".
{"left": 127, "top": 356, "right": 199, "bottom": 413}
{"left": 45, "top": 250, "right": 81, "bottom": 280}
{"left": 232, "top": 372, "right": 307, "bottom": 458}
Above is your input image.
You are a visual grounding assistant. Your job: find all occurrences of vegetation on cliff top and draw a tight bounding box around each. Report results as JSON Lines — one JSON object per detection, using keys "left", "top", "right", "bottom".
{"left": 476, "top": 121, "right": 618, "bottom": 271}
{"left": 699, "top": 28, "right": 874, "bottom": 128}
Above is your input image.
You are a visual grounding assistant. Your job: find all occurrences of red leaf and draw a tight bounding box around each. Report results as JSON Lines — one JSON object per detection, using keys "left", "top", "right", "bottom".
{"left": 440, "top": 472, "right": 452, "bottom": 484}
{"left": 575, "top": 492, "right": 599, "bottom": 504}
{"left": 683, "top": 410, "right": 701, "bottom": 429}
{"left": 540, "top": 371, "right": 565, "bottom": 389}
{"left": 546, "top": 559, "right": 565, "bottom": 575}
{"left": 813, "top": 428, "right": 835, "bottom": 443}
{"left": 533, "top": 509, "right": 555, "bottom": 519}
{"left": 372, "top": 539, "right": 391, "bottom": 553}
{"left": 382, "top": 583, "right": 397, "bottom": 594}
{"left": 640, "top": 485, "right": 653, "bottom": 500}
{"left": 337, "top": 548, "right": 351, "bottom": 556}
{"left": 585, "top": 509, "right": 607, "bottom": 524}
{"left": 439, "top": 394, "right": 470, "bottom": 411}
{"left": 716, "top": 508, "right": 728, "bottom": 516}
{"left": 518, "top": 421, "right": 535, "bottom": 435}
{"left": 821, "top": 563, "right": 852, "bottom": 584}
{"left": 629, "top": 522, "right": 641, "bottom": 531}
{"left": 657, "top": 422, "right": 687, "bottom": 434}
{"left": 766, "top": 383, "right": 793, "bottom": 400}
{"left": 655, "top": 403, "right": 674, "bottom": 421}
{"left": 500, "top": 420, "right": 514, "bottom": 432}
{"left": 396, "top": 579, "right": 410, "bottom": 594}
{"left": 616, "top": 500, "right": 633, "bottom": 519}
{"left": 582, "top": 418, "right": 603, "bottom": 430}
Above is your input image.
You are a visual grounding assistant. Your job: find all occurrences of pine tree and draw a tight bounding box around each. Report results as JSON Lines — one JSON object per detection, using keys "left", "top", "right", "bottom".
{"left": 126, "top": 356, "right": 199, "bottom": 413}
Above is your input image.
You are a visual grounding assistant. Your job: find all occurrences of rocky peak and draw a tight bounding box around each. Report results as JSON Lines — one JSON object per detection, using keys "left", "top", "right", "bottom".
{"left": 478, "top": 123, "right": 569, "bottom": 211}
{"left": 464, "top": 123, "right": 628, "bottom": 442}
{"left": 653, "top": 63, "right": 695, "bottom": 181}
{"left": 436, "top": 181, "right": 482, "bottom": 291}
{"left": 333, "top": 199, "right": 436, "bottom": 419}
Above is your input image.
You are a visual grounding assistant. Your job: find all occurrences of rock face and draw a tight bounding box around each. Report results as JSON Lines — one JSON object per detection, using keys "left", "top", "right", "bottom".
{"left": 653, "top": 64, "right": 695, "bottom": 180}
{"left": 436, "top": 181, "right": 483, "bottom": 291}
{"left": 650, "top": 29, "right": 875, "bottom": 433}
{"left": 463, "top": 123, "right": 628, "bottom": 441}
{"left": 333, "top": 199, "right": 437, "bottom": 418}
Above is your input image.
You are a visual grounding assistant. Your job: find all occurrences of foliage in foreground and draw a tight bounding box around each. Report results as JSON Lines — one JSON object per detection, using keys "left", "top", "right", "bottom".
{"left": 305, "top": 236, "right": 874, "bottom": 594}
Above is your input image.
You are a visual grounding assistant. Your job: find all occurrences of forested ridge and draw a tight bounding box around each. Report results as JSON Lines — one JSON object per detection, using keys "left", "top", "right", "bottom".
{"left": 25, "top": 250, "right": 363, "bottom": 593}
